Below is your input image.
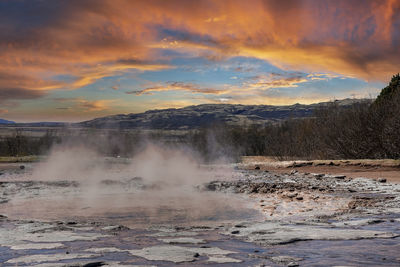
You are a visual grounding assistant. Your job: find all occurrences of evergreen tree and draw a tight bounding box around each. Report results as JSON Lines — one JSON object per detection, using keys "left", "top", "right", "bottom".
{"left": 375, "top": 73, "right": 400, "bottom": 105}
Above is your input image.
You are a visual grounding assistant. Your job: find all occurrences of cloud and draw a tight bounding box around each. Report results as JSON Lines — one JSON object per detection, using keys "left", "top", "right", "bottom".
{"left": 244, "top": 73, "right": 308, "bottom": 90}
{"left": 53, "top": 97, "right": 79, "bottom": 103}
{"left": 68, "top": 61, "right": 173, "bottom": 89}
{"left": 0, "top": 109, "right": 8, "bottom": 115}
{"left": 127, "top": 82, "right": 228, "bottom": 95}
{"left": 0, "top": 0, "right": 398, "bottom": 109}
{"left": 307, "top": 73, "right": 343, "bottom": 81}
{"left": 77, "top": 99, "right": 113, "bottom": 112}
{"left": 0, "top": 88, "right": 46, "bottom": 103}
{"left": 0, "top": 71, "right": 63, "bottom": 104}
{"left": 53, "top": 97, "right": 113, "bottom": 112}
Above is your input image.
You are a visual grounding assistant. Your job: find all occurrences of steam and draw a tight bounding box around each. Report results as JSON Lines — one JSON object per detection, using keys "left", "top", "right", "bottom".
{"left": 33, "top": 143, "right": 221, "bottom": 185}
{"left": 23, "top": 143, "right": 252, "bottom": 226}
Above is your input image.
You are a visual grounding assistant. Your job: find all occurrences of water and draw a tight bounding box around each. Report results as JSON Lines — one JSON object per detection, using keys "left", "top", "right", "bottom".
{"left": 1, "top": 162, "right": 399, "bottom": 266}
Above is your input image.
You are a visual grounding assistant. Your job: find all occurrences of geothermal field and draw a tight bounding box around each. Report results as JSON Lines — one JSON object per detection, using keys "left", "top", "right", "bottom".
{"left": 2, "top": 0, "right": 400, "bottom": 266}
{"left": 0, "top": 146, "right": 399, "bottom": 266}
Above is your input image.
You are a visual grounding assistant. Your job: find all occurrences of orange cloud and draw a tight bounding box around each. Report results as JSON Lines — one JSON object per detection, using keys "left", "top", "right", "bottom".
{"left": 128, "top": 82, "right": 228, "bottom": 95}
{"left": 53, "top": 97, "right": 114, "bottom": 112}
{"left": 244, "top": 74, "right": 308, "bottom": 90}
{"left": 0, "top": 0, "right": 398, "bottom": 104}
{"left": 77, "top": 99, "right": 113, "bottom": 112}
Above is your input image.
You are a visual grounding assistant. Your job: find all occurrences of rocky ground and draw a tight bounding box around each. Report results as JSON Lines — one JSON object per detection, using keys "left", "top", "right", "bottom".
{"left": 0, "top": 163, "right": 400, "bottom": 266}
{"left": 240, "top": 157, "right": 400, "bottom": 183}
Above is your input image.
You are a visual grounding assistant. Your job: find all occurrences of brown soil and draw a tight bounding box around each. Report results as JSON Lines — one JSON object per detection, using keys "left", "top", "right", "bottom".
{"left": 271, "top": 165, "right": 400, "bottom": 183}
{"left": 241, "top": 157, "right": 400, "bottom": 183}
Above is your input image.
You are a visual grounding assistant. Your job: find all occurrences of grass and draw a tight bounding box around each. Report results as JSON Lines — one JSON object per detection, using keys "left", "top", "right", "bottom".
{"left": 0, "top": 155, "right": 43, "bottom": 163}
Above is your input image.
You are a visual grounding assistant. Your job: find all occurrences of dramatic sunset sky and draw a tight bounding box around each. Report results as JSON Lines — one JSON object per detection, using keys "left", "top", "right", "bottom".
{"left": 0, "top": 0, "right": 399, "bottom": 122}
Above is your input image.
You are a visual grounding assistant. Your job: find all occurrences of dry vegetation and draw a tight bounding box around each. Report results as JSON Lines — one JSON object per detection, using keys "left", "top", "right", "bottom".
{"left": 189, "top": 74, "right": 400, "bottom": 161}
{"left": 1, "top": 74, "right": 399, "bottom": 162}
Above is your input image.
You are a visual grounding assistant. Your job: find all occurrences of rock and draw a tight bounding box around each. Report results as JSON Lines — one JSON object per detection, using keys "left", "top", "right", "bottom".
{"left": 290, "top": 170, "right": 298, "bottom": 175}
{"left": 378, "top": 178, "right": 387, "bottom": 183}
{"left": 204, "top": 183, "right": 217, "bottom": 191}
{"left": 128, "top": 245, "right": 197, "bottom": 263}
{"left": 160, "top": 237, "right": 206, "bottom": 244}
{"left": 11, "top": 242, "right": 65, "bottom": 250}
{"left": 270, "top": 256, "right": 303, "bottom": 264}
{"left": 84, "top": 247, "right": 124, "bottom": 253}
{"left": 19, "top": 165, "right": 25, "bottom": 170}
{"left": 286, "top": 192, "right": 298, "bottom": 198}
{"left": 101, "top": 225, "right": 129, "bottom": 231}
{"left": 332, "top": 219, "right": 385, "bottom": 227}
{"left": 324, "top": 174, "right": 346, "bottom": 179}
{"left": 150, "top": 230, "right": 198, "bottom": 237}
{"left": 82, "top": 262, "right": 106, "bottom": 267}
{"left": 0, "top": 221, "right": 107, "bottom": 247}
{"left": 129, "top": 176, "right": 144, "bottom": 182}
{"left": 293, "top": 162, "right": 312, "bottom": 167}
{"left": 207, "top": 255, "right": 242, "bottom": 263}
{"left": 6, "top": 253, "right": 100, "bottom": 264}
{"left": 128, "top": 245, "right": 237, "bottom": 263}
{"left": 295, "top": 196, "right": 303, "bottom": 201}
{"left": 288, "top": 262, "right": 299, "bottom": 267}
{"left": 225, "top": 221, "right": 399, "bottom": 246}
{"left": 255, "top": 166, "right": 261, "bottom": 170}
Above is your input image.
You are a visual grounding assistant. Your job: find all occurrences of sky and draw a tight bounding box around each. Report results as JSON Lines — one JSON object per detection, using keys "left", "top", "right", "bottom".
{"left": 0, "top": 0, "right": 399, "bottom": 122}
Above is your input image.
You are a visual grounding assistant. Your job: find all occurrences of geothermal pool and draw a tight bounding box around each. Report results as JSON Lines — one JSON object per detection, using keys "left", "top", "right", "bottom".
{"left": 0, "top": 146, "right": 399, "bottom": 266}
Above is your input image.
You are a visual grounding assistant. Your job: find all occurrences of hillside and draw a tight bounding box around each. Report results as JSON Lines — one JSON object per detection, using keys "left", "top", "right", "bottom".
{"left": 79, "top": 99, "right": 370, "bottom": 130}
{"left": 0, "top": 119, "right": 15, "bottom": 124}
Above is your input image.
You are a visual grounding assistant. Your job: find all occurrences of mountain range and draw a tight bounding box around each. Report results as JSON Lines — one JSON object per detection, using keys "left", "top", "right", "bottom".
{"left": 0, "top": 119, "right": 15, "bottom": 124}
{"left": 1, "top": 99, "right": 370, "bottom": 130}
{"left": 78, "top": 98, "right": 369, "bottom": 130}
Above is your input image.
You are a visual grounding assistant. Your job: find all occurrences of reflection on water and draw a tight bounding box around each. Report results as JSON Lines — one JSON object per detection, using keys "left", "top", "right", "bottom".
{"left": 2, "top": 190, "right": 262, "bottom": 227}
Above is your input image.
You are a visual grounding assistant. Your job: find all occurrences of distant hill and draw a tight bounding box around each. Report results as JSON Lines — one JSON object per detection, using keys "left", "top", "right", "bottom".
{"left": 16, "top": 122, "right": 66, "bottom": 127}
{"left": 79, "top": 98, "right": 371, "bottom": 130}
{"left": 0, "top": 119, "right": 15, "bottom": 124}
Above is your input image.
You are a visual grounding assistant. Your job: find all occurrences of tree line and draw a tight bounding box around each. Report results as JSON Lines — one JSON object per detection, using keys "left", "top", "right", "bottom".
{"left": 187, "top": 74, "right": 400, "bottom": 161}
{"left": 1, "top": 74, "right": 399, "bottom": 161}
